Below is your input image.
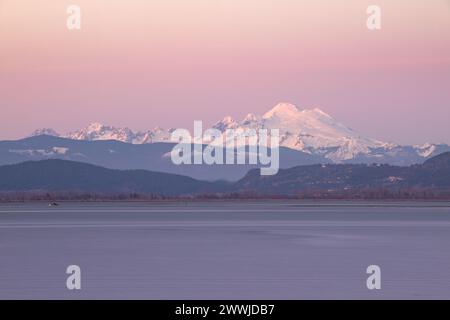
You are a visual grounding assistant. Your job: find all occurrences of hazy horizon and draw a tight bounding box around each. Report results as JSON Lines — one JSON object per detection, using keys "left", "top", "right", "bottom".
{"left": 1, "top": 0, "right": 449, "bottom": 145}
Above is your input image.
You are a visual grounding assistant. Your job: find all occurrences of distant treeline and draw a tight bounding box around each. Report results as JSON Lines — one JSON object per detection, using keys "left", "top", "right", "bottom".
{"left": 1, "top": 188, "right": 450, "bottom": 202}
{"left": 1, "top": 152, "right": 450, "bottom": 202}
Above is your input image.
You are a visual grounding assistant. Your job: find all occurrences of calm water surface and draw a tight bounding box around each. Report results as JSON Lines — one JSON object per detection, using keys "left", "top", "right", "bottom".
{"left": 0, "top": 201, "right": 450, "bottom": 299}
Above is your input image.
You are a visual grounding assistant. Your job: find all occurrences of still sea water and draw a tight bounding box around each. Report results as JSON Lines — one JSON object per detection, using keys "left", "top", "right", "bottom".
{"left": 0, "top": 201, "right": 450, "bottom": 299}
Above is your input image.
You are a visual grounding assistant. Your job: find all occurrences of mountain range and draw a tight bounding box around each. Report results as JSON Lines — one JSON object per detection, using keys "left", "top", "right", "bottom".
{"left": 0, "top": 135, "right": 324, "bottom": 181}
{"left": 1, "top": 152, "right": 449, "bottom": 198}
{"left": 29, "top": 103, "right": 450, "bottom": 166}
{"left": 3, "top": 102, "right": 448, "bottom": 198}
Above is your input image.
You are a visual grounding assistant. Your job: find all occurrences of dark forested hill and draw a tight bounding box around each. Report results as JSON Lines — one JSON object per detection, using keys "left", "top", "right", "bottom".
{"left": 0, "top": 159, "right": 221, "bottom": 196}
{"left": 234, "top": 152, "right": 450, "bottom": 195}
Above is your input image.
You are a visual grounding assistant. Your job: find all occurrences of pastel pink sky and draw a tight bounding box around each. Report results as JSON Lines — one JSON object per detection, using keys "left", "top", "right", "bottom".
{"left": 0, "top": 0, "right": 449, "bottom": 144}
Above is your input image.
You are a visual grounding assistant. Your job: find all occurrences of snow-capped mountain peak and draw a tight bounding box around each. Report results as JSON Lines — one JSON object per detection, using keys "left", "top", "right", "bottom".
{"left": 262, "top": 102, "right": 300, "bottom": 119}
{"left": 263, "top": 103, "right": 332, "bottom": 122}
{"left": 27, "top": 102, "right": 448, "bottom": 163}
{"left": 213, "top": 116, "right": 239, "bottom": 131}
{"left": 242, "top": 113, "right": 258, "bottom": 123}
{"left": 65, "top": 122, "right": 136, "bottom": 143}
{"left": 30, "top": 128, "right": 60, "bottom": 137}
{"left": 62, "top": 122, "right": 174, "bottom": 144}
{"left": 87, "top": 122, "right": 103, "bottom": 129}
{"left": 202, "top": 102, "right": 389, "bottom": 161}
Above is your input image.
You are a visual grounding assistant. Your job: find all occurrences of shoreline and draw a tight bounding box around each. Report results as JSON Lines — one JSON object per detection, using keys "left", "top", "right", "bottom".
{"left": 1, "top": 198, "right": 450, "bottom": 205}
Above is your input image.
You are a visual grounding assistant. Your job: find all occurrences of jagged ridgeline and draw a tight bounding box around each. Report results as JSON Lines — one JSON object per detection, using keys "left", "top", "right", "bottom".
{"left": 28, "top": 103, "right": 450, "bottom": 167}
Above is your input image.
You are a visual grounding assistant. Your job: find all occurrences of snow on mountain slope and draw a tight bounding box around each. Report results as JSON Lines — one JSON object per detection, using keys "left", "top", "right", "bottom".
{"left": 212, "top": 103, "right": 391, "bottom": 161}
{"left": 65, "top": 123, "right": 136, "bottom": 143}
{"left": 61, "top": 123, "right": 173, "bottom": 144}
{"left": 145, "top": 127, "right": 173, "bottom": 143}
{"left": 29, "top": 103, "right": 448, "bottom": 163}
{"left": 415, "top": 143, "right": 437, "bottom": 158}
{"left": 30, "top": 128, "right": 60, "bottom": 137}
{"left": 264, "top": 103, "right": 388, "bottom": 157}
